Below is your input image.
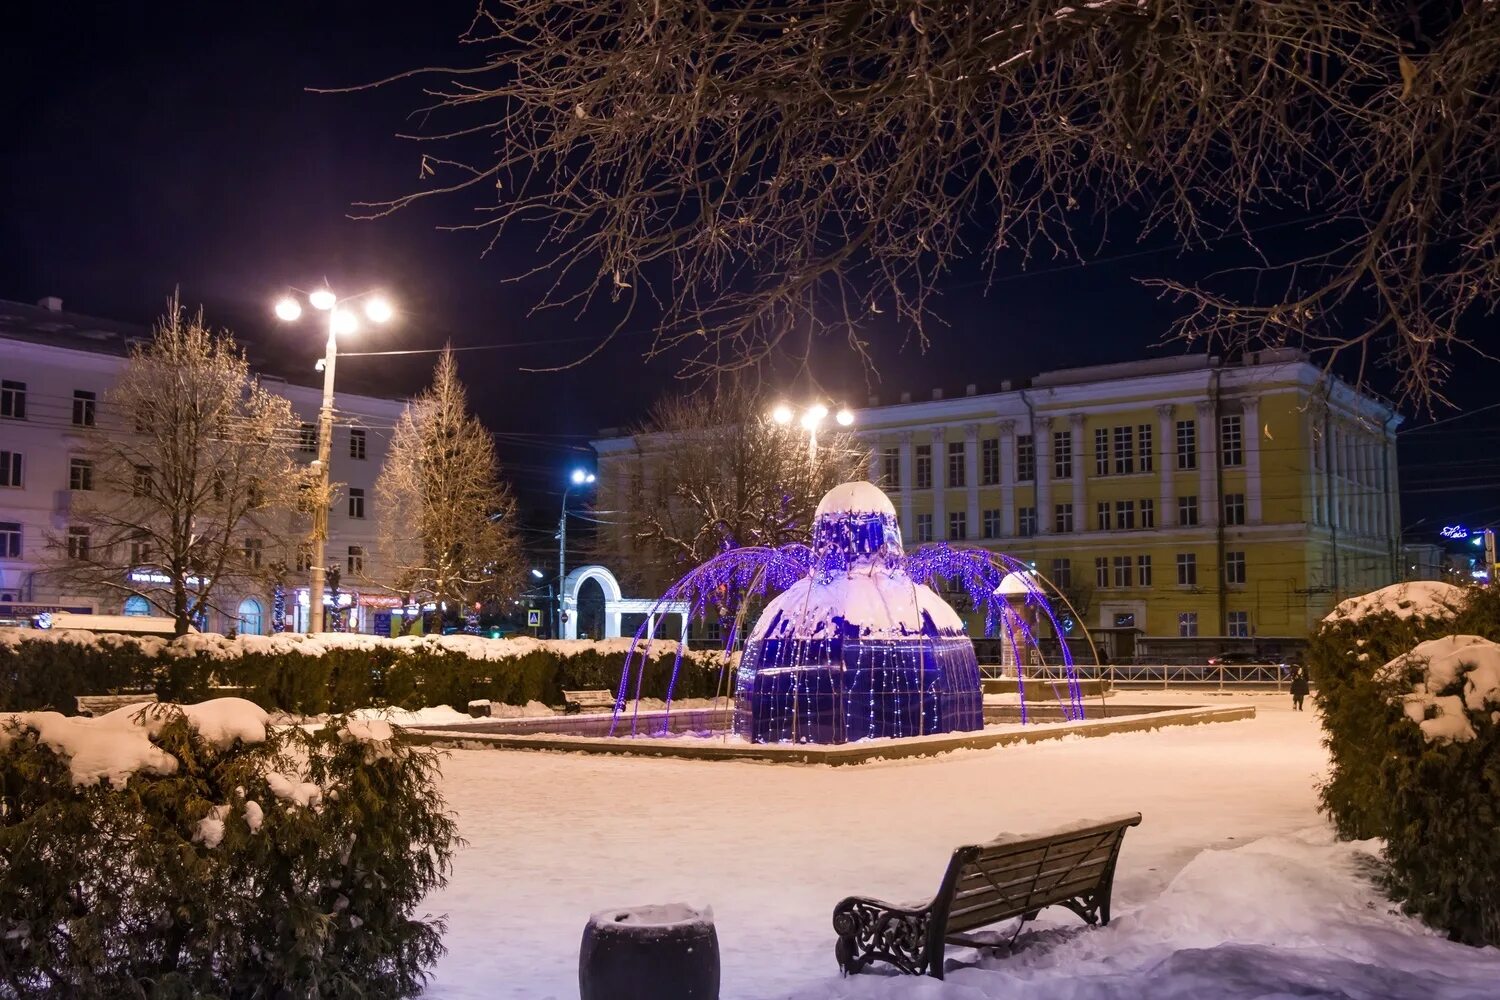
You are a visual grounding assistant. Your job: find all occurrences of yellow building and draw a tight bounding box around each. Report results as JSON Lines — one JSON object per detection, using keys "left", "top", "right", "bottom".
{"left": 594, "top": 350, "right": 1401, "bottom": 647}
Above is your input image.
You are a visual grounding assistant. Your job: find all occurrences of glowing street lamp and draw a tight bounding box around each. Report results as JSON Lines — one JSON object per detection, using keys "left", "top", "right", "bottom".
{"left": 770, "top": 402, "right": 855, "bottom": 464}
{"left": 557, "top": 468, "right": 597, "bottom": 637}
{"left": 273, "top": 285, "right": 394, "bottom": 633}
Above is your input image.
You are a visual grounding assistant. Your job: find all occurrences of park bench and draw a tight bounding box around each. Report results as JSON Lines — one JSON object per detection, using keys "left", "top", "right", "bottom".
{"left": 833, "top": 812, "right": 1142, "bottom": 979}
{"left": 562, "top": 689, "right": 616, "bottom": 715}
{"left": 75, "top": 693, "right": 158, "bottom": 717}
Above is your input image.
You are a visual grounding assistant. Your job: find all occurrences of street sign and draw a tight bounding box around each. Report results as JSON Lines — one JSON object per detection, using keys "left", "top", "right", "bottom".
{"left": 527, "top": 609, "right": 542, "bottom": 628}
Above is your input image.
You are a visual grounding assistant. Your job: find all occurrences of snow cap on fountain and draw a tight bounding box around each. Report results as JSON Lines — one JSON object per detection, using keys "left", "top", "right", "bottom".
{"left": 815, "top": 481, "right": 897, "bottom": 519}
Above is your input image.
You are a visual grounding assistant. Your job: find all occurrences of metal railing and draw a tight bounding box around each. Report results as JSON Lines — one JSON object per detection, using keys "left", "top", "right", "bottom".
{"left": 987, "top": 663, "right": 1300, "bottom": 691}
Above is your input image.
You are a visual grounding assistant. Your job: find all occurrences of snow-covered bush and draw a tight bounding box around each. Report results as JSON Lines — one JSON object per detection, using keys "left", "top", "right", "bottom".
{"left": 1313, "top": 582, "right": 1500, "bottom": 946}
{"left": 0, "top": 699, "right": 457, "bottom": 998}
{"left": 0, "top": 628, "right": 729, "bottom": 715}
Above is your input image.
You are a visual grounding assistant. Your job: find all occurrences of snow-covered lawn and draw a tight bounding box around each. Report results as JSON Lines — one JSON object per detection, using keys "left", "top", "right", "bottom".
{"left": 422, "top": 696, "right": 1500, "bottom": 999}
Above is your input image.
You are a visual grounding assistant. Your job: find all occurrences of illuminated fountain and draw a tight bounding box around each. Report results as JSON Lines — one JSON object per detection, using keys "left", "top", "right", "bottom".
{"left": 610, "top": 481, "right": 1085, "bottom": 744}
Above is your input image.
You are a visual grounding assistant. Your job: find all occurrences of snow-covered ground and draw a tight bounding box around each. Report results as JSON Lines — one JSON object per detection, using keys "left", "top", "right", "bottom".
{"left": 422, "top": 695, "right": 1500, "bottom": 999}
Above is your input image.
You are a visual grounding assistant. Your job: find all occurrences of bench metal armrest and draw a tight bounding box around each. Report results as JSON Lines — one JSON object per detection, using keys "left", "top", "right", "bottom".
{"left": 833, "top": 895, "right": 937, "bottom": 977}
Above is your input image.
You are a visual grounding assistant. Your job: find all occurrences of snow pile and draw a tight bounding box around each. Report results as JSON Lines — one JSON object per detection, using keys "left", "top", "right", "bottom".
{"left": 195, "top": 804, "right": 231, "bottom": 848}
{"left": 1377, "top": 634, "right": 1500, "bottom": 744}
{"left": 589, "top": 903, "right": 713, "bottom": 930}
{"left": 0, "top": 709, "right": 178, "bottom": 787}
{"left": 750, "top": 571, "right": 966, "bottom": 639}
{"left": 815, "top": 481, "right": 896, "bottom": 518}
{"left": 350, "top": 705, "right": 473, "bottom": 727}
{"left": 0, "top": 698, "right": 271, "bottom": 787}
{"left": 1324, "top": 581, "right": 1468, "bottom": 625}
{"left": 265, "top": 771, "right": 323, "bottom": 809}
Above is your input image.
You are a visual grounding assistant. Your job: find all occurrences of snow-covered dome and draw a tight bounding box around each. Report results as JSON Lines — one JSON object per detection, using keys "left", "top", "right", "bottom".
{"left": 748, "top": 573, "right": 965, "bottom": 643}
{"left": 996, "top": 571, "right": 1035, "bottom": 597}
{"left": 815, "top": 481, "right": 897, "bottom": 519}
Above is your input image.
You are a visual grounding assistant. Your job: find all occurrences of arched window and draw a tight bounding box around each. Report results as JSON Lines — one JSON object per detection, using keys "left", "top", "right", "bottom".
{"left": 123, "top": 595, "right": 150, "bottom": 617}
{"left": 237, "top": 597, "right": 264, "bottom": 636}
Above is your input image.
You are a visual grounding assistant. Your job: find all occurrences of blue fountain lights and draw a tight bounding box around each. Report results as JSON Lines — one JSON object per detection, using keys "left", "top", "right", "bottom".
{"left": 609, "top": 481, "right": 1085, "bottom": 743}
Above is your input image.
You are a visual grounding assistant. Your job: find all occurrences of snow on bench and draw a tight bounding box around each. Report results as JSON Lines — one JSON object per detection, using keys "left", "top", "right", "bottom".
{"left": 75, "top": 693, "right": 158, "bottom": 718}
{"left": 834, "top": 812, "right": 1142, "bottom": 979}
{"left": 562, "top": 689, "right": 616, "bottom": 714}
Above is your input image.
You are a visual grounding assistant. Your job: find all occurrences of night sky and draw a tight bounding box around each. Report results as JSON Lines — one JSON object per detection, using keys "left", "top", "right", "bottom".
{"left": 3, "top": 2, "right": 1493, "bottom": 546}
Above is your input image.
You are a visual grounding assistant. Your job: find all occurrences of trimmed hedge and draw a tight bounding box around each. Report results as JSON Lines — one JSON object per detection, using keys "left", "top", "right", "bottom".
{"left": 0, "top": 634, "right": 731, "bottom": 716}
{"left": 0, "top": 705, "right": 457, "bottom": 997}
{"left": 1311, "top": 584, "right": 1500, "bottom": 945}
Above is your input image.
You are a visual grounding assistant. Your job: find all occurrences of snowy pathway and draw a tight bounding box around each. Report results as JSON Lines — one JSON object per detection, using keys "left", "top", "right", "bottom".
{"left": 422, "top": 697, "right": 1500, "bottom": 999}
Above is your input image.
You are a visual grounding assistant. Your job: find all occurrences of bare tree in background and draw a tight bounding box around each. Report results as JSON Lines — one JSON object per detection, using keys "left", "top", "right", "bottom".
{"left": 606, "top": 384, "right": 867, "bottom": 592}
{"left": 46, "top": 302, "right": 309, "bottom": 636}
{"left": 346, "top": 1, "right": 1499, "bottom": 405}
{"left": 374, "top": 349, "right": 525, "bottom": 617}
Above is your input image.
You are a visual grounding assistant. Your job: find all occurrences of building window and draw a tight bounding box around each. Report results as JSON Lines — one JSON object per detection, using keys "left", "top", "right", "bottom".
{"left": 348, "top": 488, "right": 366, "bottom": 519}
{"left": 1178, "top": 611, "right": 1199, "bottom": 638}
{"left": 296, "top": 543, "right": 313, "bottom": 573}
{"left": 915, "top": 512, "right": 934, "bottom": 542}
{"left": 1223, "top": 493, "right": 1246, "bottom": 525}
{"left": 1051, "top": 558, "right": 1072, "bottom": 589}
{"left": 69, "top": 457, "right": 93, "bottom": 491}
{"left": 350, "top": 428, "right": 367, "bottom": 460}
{"left": 243, "top": 537, "right": 263, "bottom": 570}
{"left": 299, "top": 424, "right": 317, "bottom": 454}
{"left": 67, "top": 526, "right": 90, "bottom": 561}
{"left": 1177, "top": 495, "right": 1199, "bottom": 527}
{"left": 72, "top": 390, "right": 96, "bottom": 427}
{"left": 947, "top": 441, "right": 966, "bottom": 488}
{"left": 1053, "top": 430, "right": 1072, "bottom": 479}
{"left": 1054, "top": 502, "right": 1074, "bottom": 533}
{"left": 981, "top": 508, "right": 1001, "bottom": 539}
{"left": 1095, "top": 557, "right": 1110, "bottom": 589}
{"left": 1176, "top": 552, "right": 1198, "bottom": 586}
{"left": 0, "top": 380, "right": 25, "bottom": 420}
{"left": 238, "top": 597, "right": 264, "bottom": 636}
{"left": 1140, "top": 498, "right": 1156, "bottom": 529}
{"left": 0, "top": 522, "right": 19, "bottom": 559}
{"left": 1016, "top": 435, "right": 1035, "bottom": 482}
{"left": 347, "top": 545, "right": 364, "bottom": 574}
{"left": 1225, "top": 550, "right": 1246, "bottom": 585}
{"left": 1176, "top": 420, "right": 1197, "bottom": 470}
{"left": 1094, "top": 427, "right": 1109, "bottom": 476}
{"left": 129, "top": 534, "right": 151, "bottom": 566}
{"left": 134, "top": 465, "right": 153, "bottom": 497}
{"left": 1113, "top": 556, "right": 1133, "bottom": 588}
{"left": 914, "top": 445, "right": 932, "bottom": 490}
{"left": 1227, "top": 610, "right": 1250, "bottom": 638}
{"left": 948, "top": 511, "right": 967, "bottom": 540}
{"left": 0, "top": 451, "right": 21, "bottom": 488}
{"left": 1095, "top": 501, "right": 1110, "bottom": 531}
{"left": 1017, "top": 506, "right": 1037, "bottom": 537}
{"left": 1137, "top": 554, "right": 1153, "bottom": 586}
{"left": 1112, "top": 426, "right": 1134, "bottom": 475}
{"left": 881, "top": 447, "right": 900, "bottom": 488}
{"left": 1220, "top": 414, "right": 1244, "bottom": 467}
{"left": 1138, "top": 424, "right": 1154, "bottom": 473}
{"left": 1114, "top": 500, "right": 1135, "bottom": 531}
{"left": 980, "top": 438, "right": 1000, "bottom": 485}
{"left": 123, "top": 595, "right": 151, "bottom": 617}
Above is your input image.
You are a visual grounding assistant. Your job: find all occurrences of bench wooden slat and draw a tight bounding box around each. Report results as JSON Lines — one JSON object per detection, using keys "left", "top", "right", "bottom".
{"left": 834, "top": 812, "right": 1141, "bottom": 980}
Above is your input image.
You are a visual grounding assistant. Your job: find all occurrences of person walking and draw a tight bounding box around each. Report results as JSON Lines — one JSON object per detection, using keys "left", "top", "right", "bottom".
{"left": 1290, "top": 666, "right": 1310, "bottom": 711}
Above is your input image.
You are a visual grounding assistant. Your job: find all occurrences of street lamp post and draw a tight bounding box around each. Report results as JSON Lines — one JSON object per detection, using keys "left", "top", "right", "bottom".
{"left": 557, "top": 468, "right": 596, "bottom": 638}
{"left": 274, "top": 287, "right": 393, "bottom": 633}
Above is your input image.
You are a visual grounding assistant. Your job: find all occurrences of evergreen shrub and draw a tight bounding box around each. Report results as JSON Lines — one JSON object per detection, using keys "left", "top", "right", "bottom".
{"left": 0, "top": 633, "right": 727, "bottom": 716}
{"left": 0, "top": 703, "right": 457, "bottom": 998}
{"left": 1312, "top": 584, "right": 1500, "bottom": 945}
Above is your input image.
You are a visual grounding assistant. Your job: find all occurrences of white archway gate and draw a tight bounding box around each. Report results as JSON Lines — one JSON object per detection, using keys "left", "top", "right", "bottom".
{"left": 561, "top": 564, "right": 690, "bottom": 642}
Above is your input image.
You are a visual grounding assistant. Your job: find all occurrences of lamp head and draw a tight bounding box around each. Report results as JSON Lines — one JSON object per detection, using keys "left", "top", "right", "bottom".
{"left": 364, "top": 296, "right": 394, "bottom": 323}
{"left": 331, "top": 309, "right": 359, "bottom": 336}
{"left": 771, "top": 403, "right": 793, "bottom": 425}
{"left": 308, "top": 288, "right": 336, "bottom": 311}
{"left": 835, "top": 408, "right": 855, "bottom": 427}
{"left": 274, "top": 297, "right": 302, "bottom": 322}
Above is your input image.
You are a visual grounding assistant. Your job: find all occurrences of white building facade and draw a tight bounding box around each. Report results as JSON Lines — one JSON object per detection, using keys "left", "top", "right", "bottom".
{"left": 0, "top": 297, "right": 408, "bottom": 634}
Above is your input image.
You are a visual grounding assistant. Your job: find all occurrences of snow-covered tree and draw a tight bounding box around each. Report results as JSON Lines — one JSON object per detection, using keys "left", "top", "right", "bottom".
{"left": 356, "top": 1, "right": 1500, "bottom": 404}
{"left": 608, "top": 384, "right": 868, "bottom": 592}
{"left": 374, "top": 349, "right": 524, "bottom": 616}
{"left": 45, "top": 301, "right": 309, "bottom": 636}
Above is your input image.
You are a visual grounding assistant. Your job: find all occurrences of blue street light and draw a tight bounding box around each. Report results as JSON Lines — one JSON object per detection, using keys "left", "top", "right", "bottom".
{"left": 558, "top": 469, "right": 598, "bottom": 636}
